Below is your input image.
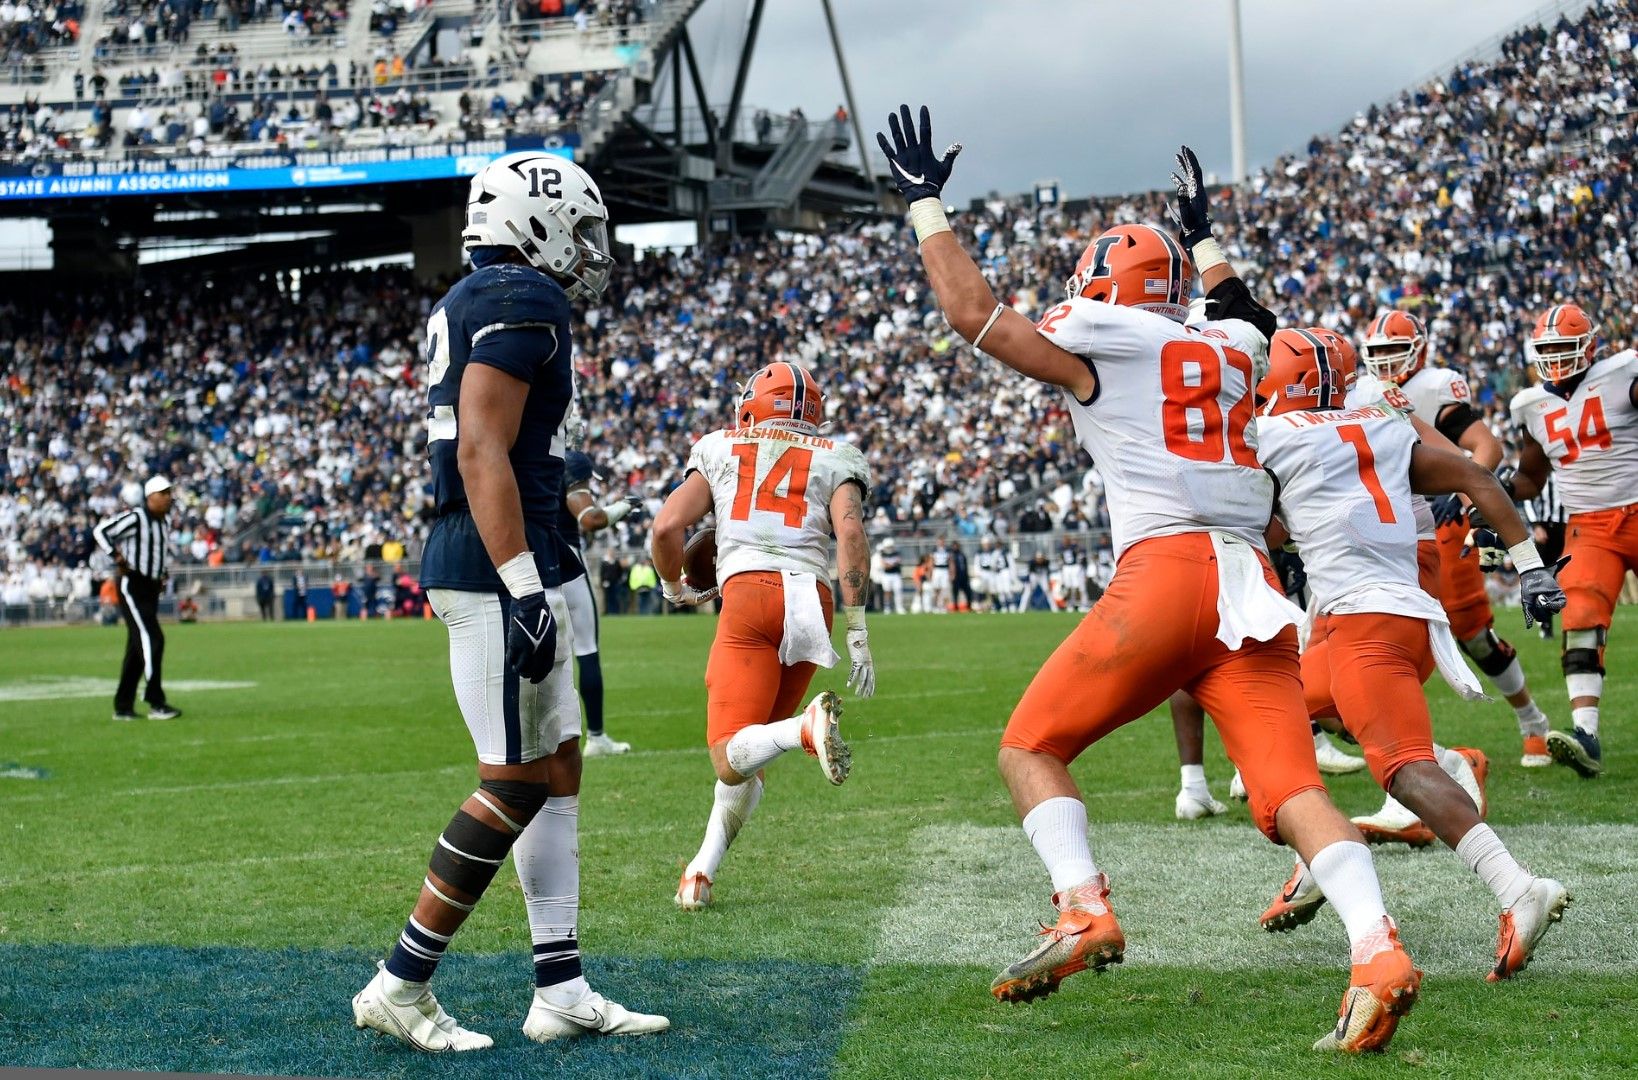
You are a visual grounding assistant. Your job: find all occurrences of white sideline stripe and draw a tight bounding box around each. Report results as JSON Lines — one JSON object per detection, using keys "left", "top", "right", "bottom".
{"left": 618, "top": 723, "right": 1007, "bottom": 761}
{"left": 872, "top": 822, "right": 1638, "bottom": 976}
{"left": 0, "top": 677, "right": 258, "bottom": 703}
{"left": 610, "top": 684, "right": 993, "bottom": 720}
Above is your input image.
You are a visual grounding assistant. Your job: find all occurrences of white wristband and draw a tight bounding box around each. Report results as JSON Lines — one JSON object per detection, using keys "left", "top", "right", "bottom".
{"left": 601, "top": 499, "right": 633, "bottom": 525}
{"left": 1508, "top": 539, "right": 1545, "bottom": 573}
{"left": 843, "top": 605, "right": 868, "bottom": 632}
{"left": 1189, "top": 236, "right": 1227, "bottom": 273}
{"left": 908, "top": 197, "right": 951, "bottom": 245}
{"left": 496, "top": 551, "right": 544, "bottom": 599}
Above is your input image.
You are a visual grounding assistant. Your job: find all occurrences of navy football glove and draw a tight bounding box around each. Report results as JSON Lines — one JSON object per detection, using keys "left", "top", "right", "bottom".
{"left": 1521, "top": 556, "right": 1570, "bottom": 630}
{"left": 1168, "top": 145, "right": 1214, "bottom": 249}
{"left": 1430, "top": 494, "right": 1466, "bottom": 528}
{"left": 875, "top": 104, "right": 962, "bottom": 204}
{"left": 506, "top": 591, "right": 557, "bottom": 684}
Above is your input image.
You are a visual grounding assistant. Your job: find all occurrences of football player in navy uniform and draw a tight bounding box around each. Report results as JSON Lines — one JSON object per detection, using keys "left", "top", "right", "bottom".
{"left": 352, "top": 152, "right": 667, "bottom": 1051}
{"left": 559, "top": 447, "right": 639, "bottom": 755}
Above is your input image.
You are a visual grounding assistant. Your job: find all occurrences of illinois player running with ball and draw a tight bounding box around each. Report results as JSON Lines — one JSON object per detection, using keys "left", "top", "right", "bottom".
{"left": 651, "top": 363, "right": 876, "bottom": 911}
{"left": 1509, "top": 303, "right": 1638, "bottom": 777}
{"left": 350, "top": 153, "right": 667, "bottom": 1051}
{"left": 1251, "top": 328, "right": 1571, "bottom": 981}
{"left": 879, "top": 104, "right": 1418, "bottom": 1053}
{"left": 1360, "top": 311, "right": 1555, "bottom": 768}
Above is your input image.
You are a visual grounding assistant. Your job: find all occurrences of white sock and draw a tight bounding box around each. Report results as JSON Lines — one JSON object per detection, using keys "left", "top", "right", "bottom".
{"left": 1455, "top": 823, "right": 1534, "bottom": 910}
{"left": 1021, "top": 796, "right": 1099, "bottom": 893}
{"left": 1179, "top": 763, "right": 1208, "bottom": 799}
{"left": 685, "top": 777, "right": 763, "bottom": 880}
{"left": 513, "top": 795, "right": 585, "bottom": 995}
{"left": 1514, "top": 701, "right": 1548, "bottom": 737}
{"left": 381, "top": 967, "right": 426, "bottom": 1006}
{"left": 725, "top": 717, "right": 805, "bottom": 775}
{"left": 1572, "top": 705, "right": 1600, "bottom": 737}
{"left": 1433, "top": 744, "right": 1482, "bottom": 813}
{"left": 1307, "top": 841, "right": 1389, "bottom": 961}
{"left": 1491, "top": 656, "right": 1527, "bottom": 697}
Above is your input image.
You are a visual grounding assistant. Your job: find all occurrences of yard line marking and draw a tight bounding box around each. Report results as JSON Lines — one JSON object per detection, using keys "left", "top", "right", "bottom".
{"left": 0, "top": 678, "right": 258, "bottom": 703}
{"left": 872, "top": 822, "right": 1638, "bottom": 976}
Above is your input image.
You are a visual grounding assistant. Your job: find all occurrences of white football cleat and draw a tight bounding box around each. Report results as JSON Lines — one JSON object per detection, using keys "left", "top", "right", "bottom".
{"left": 798, "top": 690, "right": 850, "bottom": 785}
{"left": 352, "top": 962, "right": 493, "bottom": 1053}
{"left": 674, "top": 870, "right": 713, "bottom": 911}
{"left": 1175, "top": 788, "right": 1228, "bottom": 820}
{"left": 523, "top": 988, "right": 671, "bottom": 1041}
{"left": 1352, "top": 795, "right": 1436, "bottom": 848}
{"left": 1228, "top": 769, "right": 1248, "bottom": 802}
{"left": 1489, "top": 877, "right": 1571, "bottom": 981}
{"left": 1313, "top": 731, "right": 1367, "bottom": 774}
{"left": 583, "top": 733, "right": 631, "bottom": 757}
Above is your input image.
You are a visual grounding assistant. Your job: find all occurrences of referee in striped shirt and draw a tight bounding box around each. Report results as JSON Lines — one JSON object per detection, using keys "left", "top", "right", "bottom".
{"left": 92, "top": 476, "right": 181, "bottom": 721}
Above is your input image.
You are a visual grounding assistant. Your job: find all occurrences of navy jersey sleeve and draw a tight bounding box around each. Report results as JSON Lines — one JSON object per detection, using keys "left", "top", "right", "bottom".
{"left": 462, "top": 264, "right": 571, "bottom": 383}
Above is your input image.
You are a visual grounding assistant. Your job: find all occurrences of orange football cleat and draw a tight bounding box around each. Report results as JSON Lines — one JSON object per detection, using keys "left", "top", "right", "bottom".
{"left": 1454, "top": 746, "right": 1489, "bottom": 817}
{"left": 674, "top": 870, "right": 713, "bottom": 912}
{"left": 1520, "top": 733, "right": 1551, "bottom": 768}
{"left": 1261, "top": 862, "right": 1328, "bottom": 933}
{"left": 1489, "top": 878, "right": 1571, "bottom": 982}
{"left": 991, "top": 875, "right": 1125, "bottom": 1003}
{"left": 1313, "top": 918, "right": 1421, "bottom": 1053}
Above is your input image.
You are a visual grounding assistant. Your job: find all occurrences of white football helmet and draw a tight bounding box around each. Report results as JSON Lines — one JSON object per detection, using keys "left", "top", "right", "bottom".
{"left": 463, "top": 152, "right": 613, "bottom": 301}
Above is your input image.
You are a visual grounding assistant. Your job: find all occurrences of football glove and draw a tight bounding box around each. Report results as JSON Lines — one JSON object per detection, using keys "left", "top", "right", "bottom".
{"left": 662, "top": 578, "right": 719, "bottom": 608}
{"left": 1430, "top": 494, "right": 1466, "bottom": 528}
{"left": 1461, "top": 527, "right": 1506, "bottom": 570}
{"left": 1168, "top": 145, "right": 1214, "bottom": 249}
{"left": 845, "top": 626, "right": 876, "bottom": 699}
{"left": 506, "top": 591, "right": 557, "bottom": 684}
{"left": 875, "top": 104, "right": 962, "bottom": 204}
{"left": 602, "top": 495, "right": 640, "bottom": 526}
{"left": 1521, "top": 556, "right": 1570, "bottom": 630}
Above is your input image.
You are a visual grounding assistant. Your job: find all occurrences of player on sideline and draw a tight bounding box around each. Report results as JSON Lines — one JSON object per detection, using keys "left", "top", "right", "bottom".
{"left": 1359, "top": 311, "right": 1555, "bottom": 767}
{"left": 1509, "top": 302, "right": 1638, "bottom": 777}
{"left": 351, "top": 152, "right": 667, "bottom": 1051}
{"left": 881, "top": 105, "right": 1418, "bottom": 1053}
{"left": 559, "top": 448, "right": 639, "bottom": 756}
{"left": 652, "top": 363, "right": 877, "bottom": 911}
{"left": 1251, "top": 328, "right": 1570, "bottom": 980}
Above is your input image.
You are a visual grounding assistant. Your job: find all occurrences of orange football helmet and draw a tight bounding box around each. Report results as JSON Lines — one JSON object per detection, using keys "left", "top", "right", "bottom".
{"left": 1360, "top": 310, "right": 1428, "bottom": 384}
{"left": 1257, "top": 327, "right": 1355, "bottom": 416}
{"left": 737, "top": 362, "right": 823, "bottom": 430}
{"left": 1526, "top": 304, "right": 1598, "bottom": 383}
{"left": 1065, "top": 223, "right": 1193, "bottom": 324}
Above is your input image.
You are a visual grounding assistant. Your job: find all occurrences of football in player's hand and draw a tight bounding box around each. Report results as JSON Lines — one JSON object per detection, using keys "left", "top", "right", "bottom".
{"left": 683, "top": 527, "right": 718, "bottom": 591}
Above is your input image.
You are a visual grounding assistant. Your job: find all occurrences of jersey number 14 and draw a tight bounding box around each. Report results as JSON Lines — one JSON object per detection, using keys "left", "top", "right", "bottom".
{"left": 729, "top": 444, "right": 812, "bottom": 527}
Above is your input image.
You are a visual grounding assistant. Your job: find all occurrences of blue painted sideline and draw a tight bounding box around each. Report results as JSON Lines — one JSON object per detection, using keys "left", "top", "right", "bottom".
{"left": 0, "top": 946, "right": 861, "bottom": 1080}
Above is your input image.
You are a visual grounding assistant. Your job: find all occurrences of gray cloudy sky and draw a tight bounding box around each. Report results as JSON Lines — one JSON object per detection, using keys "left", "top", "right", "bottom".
{"left": 673, "top": 0, "right": 1576, "bottom": 201}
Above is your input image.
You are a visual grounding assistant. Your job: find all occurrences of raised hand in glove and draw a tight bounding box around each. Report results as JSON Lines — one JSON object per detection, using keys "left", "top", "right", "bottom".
{"left": 1169, "top": 145, "right": 1214, "bottom": 248}
{"left": 875, "top": 104, "right": 962, "bottom": 204}
{"left": 662, "top": 578, "right": 719, "bottom": 608}
{"left": 1430, "top": 494, "right": 1466, "bottom": 528}
{"left": 506, "top": 591, "right": 558, "bottom": 683}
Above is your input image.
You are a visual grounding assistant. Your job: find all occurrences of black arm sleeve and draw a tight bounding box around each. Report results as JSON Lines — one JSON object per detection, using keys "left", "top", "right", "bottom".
{"left": 1202, "top": 276, "right": 1278, "bottom": 342}
{"left": 1434, "top": 402, "right": 1482, "bottom": 444}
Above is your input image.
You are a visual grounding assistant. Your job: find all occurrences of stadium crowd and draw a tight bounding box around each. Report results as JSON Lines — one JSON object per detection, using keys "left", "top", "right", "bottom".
{"left": 1, "top": 0, "right": 1634, "bottom": 596}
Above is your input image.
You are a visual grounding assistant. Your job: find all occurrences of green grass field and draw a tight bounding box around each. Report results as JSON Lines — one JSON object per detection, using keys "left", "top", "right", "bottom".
{"left": 2, "top": 611, "right": 1635, "bottom": 1078}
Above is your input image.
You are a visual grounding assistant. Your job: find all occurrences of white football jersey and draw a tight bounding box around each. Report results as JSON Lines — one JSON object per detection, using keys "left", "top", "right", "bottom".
{"left": 1035, "top": 298, "right": 1272, "bottom": 559}
{"left": 685, "top": 424, "right": 870, "bottom": 582}
{"left": 1348, "top": 372, "right": 1436, "bottom": 538}
{"left": 1510, "top": 350, "right": 1638, "bottom": 515}
{"left": 1257, "top": 404, "right": 1423, "bottom": 614}
{"left": 1399, "top": 365, "right": 1473, "bottom": 426}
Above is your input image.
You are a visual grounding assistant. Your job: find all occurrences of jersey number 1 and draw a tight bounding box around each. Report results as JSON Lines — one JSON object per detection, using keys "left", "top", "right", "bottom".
{"left": 729, "top": 444, "right": 812, "bottom": 527}
{"left": 1338, "top": 424, "right": 1397, "bottom": 524}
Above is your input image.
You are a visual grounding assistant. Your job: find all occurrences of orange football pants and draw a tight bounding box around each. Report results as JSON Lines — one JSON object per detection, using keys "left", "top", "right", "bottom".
{"left": 704, "top": 571, "right": 833, "bottom": 746}
{"left": 1310, "top": 611, "right": 1438, "bottom": 789}
{"left": 1436, "top": 519, "right": 1494, "bottom": 640}
{"left": 1001, "top": 532, "right": 1321, "bottom": 842}
{"left": 1559, "top": 505, "right": 1638, "bottom": 632}
{"left": 1304, "top": 539, "right": 1442, "bottom": 721}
